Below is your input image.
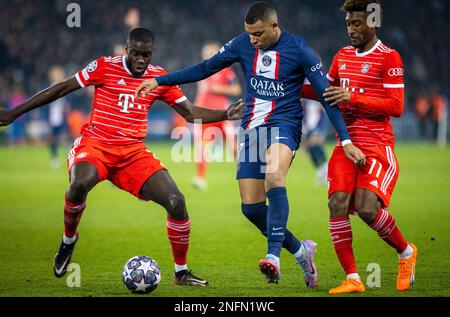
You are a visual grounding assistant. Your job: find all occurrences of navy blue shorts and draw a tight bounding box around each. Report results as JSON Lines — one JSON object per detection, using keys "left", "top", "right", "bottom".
{"left": 236, "top": 123, "right": 302, "bottom": 180}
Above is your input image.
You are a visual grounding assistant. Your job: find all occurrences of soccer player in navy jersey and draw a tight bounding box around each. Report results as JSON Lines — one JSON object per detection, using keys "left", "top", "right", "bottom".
{"left": 137, "top": 2, "right": 365, "bottom": 286}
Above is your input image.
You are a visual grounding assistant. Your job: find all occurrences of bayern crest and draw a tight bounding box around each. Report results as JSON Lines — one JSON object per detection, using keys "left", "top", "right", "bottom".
{"left": 262, "top": 55, "right": 272, "bottom": 67}
{"left": 361, "top": 63, "right": 371, "bottom": 74}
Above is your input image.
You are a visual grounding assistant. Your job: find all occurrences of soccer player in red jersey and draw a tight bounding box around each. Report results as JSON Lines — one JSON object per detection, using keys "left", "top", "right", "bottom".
{"left": 192, "top": 41, "right": 242, "bottom": 191}
{"left": 320, "top": 0, "right": 417, "bottom": 294}
{"left": 0, "top": 28, "right": 244, "bottom": 287}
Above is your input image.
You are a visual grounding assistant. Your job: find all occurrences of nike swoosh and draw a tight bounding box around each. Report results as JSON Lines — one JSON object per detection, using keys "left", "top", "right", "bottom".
{"left": 272, "top": 227, "right": 284, "bottom": 231}
{"left": 259, "top": 70, "right": 271, "bottom": 75}
{"left": 275, "top": 136, "right": 289, "bottom": 140}
{"left": 54, "top": 255, "right": 70, "bottom": 275}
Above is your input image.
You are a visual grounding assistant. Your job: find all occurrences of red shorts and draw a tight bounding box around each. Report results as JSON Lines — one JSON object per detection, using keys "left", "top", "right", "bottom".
{"left": 328, "top": 145, "right": 400, "bottom": 208}
{"left": 67, "top": 136, "right": 166, "bottom": 199}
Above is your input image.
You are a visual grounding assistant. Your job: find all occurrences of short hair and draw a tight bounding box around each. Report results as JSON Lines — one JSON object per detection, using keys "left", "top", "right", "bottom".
{"left": 245, "top": 1, "right": 277, "bottom": 24}
{"left": 341, "top": 0, "right": 380, "bottom": 13}
{"left": 127, "top": 27, "right": 155, "bottom": 45}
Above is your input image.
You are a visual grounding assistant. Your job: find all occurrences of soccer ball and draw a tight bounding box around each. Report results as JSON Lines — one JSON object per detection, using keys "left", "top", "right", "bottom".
{"left": 122, "top": 256, "right": 161, "bottom": 294}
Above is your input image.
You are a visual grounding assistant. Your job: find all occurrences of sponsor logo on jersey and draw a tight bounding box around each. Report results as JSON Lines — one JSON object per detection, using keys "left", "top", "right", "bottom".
{"left": 340, "top": 78, "right": 350, "bottom": 89}
{"left": 361, "top": 63, "right": 371, "bottom": 74}
{"left": 388, "top": 68, "right": 404, "bottom": 76}
{"left": 250, "top": 78, "right": 285, "bottom": 97}
{"left": 311, "top": 62, "right": 323, "bottom": 72}
{"left": 118, "top": 93, "right": 149, "bottom": 113}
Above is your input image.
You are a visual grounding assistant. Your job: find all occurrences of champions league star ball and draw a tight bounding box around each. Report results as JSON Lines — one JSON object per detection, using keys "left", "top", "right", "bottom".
{"left": 122, "top": 256, "right": 161, "bottom": 294}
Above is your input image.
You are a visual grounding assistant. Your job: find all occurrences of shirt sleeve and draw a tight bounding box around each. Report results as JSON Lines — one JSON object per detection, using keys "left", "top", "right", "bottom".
{"left": 347, "top": 87, "right": 404, "bottom": 118}
{"left": 346, "top": 51, "right": 405, "bottom": 117}
{"left": 74, "top": 57, "right": 107, "bottom": 88}
{"left": 159, "top": 85, "right": 187, "bottom": 107}
{"left": 302, "top": 51, "right": 340, "bottom": 99}
{"left": 157, "top": 70, "right": 188, "bottom": 107}
{"left": 327, "top": 52, "right": 340, "bottom": 85}
{"left": 299, "top": 39, "right": 351, "bottom": 143}
{"left": 156, "top": 35, "right": 242, "bottom": 86}
{"left": 382, "top": 51, "right": 405, "bottom": 89}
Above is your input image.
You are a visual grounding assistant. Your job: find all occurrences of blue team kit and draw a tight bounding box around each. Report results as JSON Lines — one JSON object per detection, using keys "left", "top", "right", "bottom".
{"left": 156, "top": 32, "right": 350, "bottom": 179}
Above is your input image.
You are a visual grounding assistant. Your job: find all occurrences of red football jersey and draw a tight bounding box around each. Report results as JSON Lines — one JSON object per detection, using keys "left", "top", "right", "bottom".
{"left": 194, "top": 67, "right": 238, "bottom": 110}
{"left": 75, "top": 56, "right": 187, "bottom": 145}
{"left": 327, "top": 40, "right": 405, "bottom": 147}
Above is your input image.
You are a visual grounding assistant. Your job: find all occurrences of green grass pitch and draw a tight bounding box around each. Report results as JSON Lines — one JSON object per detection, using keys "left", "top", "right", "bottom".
{"left": 0, "top": 143, "right": 449, "bottom": 297}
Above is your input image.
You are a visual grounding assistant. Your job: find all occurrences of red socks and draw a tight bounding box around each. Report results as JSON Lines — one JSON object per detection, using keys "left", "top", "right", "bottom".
{"left": 197, "top": 161, "right": 206, "bottom": 179}
{"left": 329, "top": 217, "right": 358, "bottom": 274}
{"left": 329, "top": 209, "right": 408, "bottom": 276}
{"left": 370, "top": 208, "right": 408, "bottom": 253}
{"left": 64, "top": 196, "right": 86, "bottom": 238}
{"left": 166, "top": 218, "right": 191, "bottom": 266}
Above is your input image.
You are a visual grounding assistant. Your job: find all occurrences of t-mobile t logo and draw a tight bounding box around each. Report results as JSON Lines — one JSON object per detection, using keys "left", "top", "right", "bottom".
{"left": 118, "top": 94, "right": 135, "bottom": 113}
{"left": 340, "top": 78, "right": 350, "bottom": 90}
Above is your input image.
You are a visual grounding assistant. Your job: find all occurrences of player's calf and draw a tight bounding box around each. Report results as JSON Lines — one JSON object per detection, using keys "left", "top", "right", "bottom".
{"left": 67, "top": 162, "right": 99, "bottom": 202}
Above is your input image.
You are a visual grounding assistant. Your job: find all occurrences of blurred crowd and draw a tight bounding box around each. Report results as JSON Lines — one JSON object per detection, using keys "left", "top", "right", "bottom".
{"left": 0, "top": 0, "right": 448, "bottom": 146}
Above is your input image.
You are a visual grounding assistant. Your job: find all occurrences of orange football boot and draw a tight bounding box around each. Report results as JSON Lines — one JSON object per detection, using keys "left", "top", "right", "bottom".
{"left": 397, "top": 243, "right": 418, "bottom": 291}
{"left": 329, "top": 279, "right": 366, "bottom": 295}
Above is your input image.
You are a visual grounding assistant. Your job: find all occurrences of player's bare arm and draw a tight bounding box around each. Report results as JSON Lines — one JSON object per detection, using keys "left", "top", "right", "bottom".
{"left": 324, "top": 86, "right": 404, "bottom": 118}
{"left": 0, "top": 77, "right": 81, "bottom": 127}
{"left": 173, "top": 99, "right": 244, "bottom": 123}
{"left": 136, "top": 78, "right": 158, "bottom": 98}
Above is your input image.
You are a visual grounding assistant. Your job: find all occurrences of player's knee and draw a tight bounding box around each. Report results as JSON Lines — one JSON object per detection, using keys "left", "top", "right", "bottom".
{"left": 241, "top": 203, "right": 263, "bottom": 221}
{"left": 166, "top": 192, "right": 186, "bottom": 217}
{"left": 265, "top": 172, "right": 285, "bottom": 190}
{"left": 356, "top": 204, "right": 378, "bottom": 224}
{"left": 328, "top": 197, "right": 349, "bottom": 218}
{"left": 355, "top": 197, "right": 379, "bottom": 223}
{"left": 68, "top": 178, "right": 95, "bottom": 199}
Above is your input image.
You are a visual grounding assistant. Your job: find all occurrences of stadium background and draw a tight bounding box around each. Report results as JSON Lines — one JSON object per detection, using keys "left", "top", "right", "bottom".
{"left": 0, "top": 0, "right": 449, "bottom": 297}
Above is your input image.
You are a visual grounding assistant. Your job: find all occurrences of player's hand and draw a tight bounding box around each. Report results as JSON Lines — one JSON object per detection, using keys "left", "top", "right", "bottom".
{"left": 0, "top": 109, "right": 15, "bottom": 127}
{"left": 135, "top": 78, "right": 158, "bottom": 99}
{"left": 343, "top": 143, "right": 366, "bottom": 166}
{"left": 323, "top": 87, "right": 351, "bottom": 106}
{"left": 226, "top": 99, "right": 244, "bottom": 120}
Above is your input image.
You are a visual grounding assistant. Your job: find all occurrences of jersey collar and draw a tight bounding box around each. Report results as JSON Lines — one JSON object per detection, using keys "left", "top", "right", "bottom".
{"left": 122, "top": 56, "right": 133, "bottom": 75}
{"left": 355, "top": 39, "right": 382, "bottom": 57}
